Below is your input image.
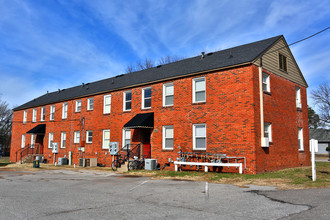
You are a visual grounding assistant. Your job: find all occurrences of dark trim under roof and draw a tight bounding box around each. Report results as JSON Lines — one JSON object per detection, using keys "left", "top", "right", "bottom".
{"left": 123, "top": 113, "right": 154, "bottom": 129}
{"left": 26, "top": 124, "right": 46, "bottom": 135}
{"left": 14, "top": 35, "right": 283, "bottom": 111}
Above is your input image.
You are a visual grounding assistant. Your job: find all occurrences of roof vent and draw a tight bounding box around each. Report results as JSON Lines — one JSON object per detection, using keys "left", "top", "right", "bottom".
{"left": 58, "top": 89, "right": 60, "bottom": 93}
{"left": 156, "top": 65, "right": 162, "bottom": 68}
{"left": 201, "top": 52, "right": 205, "bottom": 59}
{"left": 207, "top": 52, "right": 213, "bottom": 56}
{"left": 116, "top": 74, "right": 124, "bottom": 78}
{"left": 82, "top": 83, "right": 85, "bottom": 87}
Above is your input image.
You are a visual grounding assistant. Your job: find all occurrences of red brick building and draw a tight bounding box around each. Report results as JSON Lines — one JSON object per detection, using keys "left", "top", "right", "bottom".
{"left": 10, "top": 35, "right": 310, "bottom": 174}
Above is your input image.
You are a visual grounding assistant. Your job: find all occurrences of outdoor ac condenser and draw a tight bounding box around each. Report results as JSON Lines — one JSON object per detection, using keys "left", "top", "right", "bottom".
{"left": 145, "top": 159, "right": 157, "bottom": 170}
{"left": 79, "top": 158, "right": 86, "bottom": 167}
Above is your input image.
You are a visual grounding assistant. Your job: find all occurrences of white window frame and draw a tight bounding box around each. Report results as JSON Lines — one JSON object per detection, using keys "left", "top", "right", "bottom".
{"left": 60, "top": 132, "right": 66, "bottom": 148}
{"left": 21, "top": 134, "right": 25, "bottom": 148}
{"left": 123, "top": 91, "right": 132, "bottom": 111}
{"left": 31, "top": 134, "right": 35, "bottom": 148}
{"left": 102, "top": 129, "right": 110, "bottom": 149}
{"left": 50, "top": 105, "right": 55, "bottom": 120}
{"left": 122, "top": 129, "right": 131, "bottom": 149}
{"left": 86, "top": 130, "right": 93, "bottom": 143}
{"left": 74, "top": 131, "right": 80, "bottom": 144}
{"left": 142, "top": 87, "right": 151, "bottom": 109}
{"left": 40, "top": 107, "right": 45, "bottom": 121}
{"left": 48, "top": 133, "right": 54, "bottom": 148}
{"left": 163, "top": 83, "right": 174, "bottom": 107}
{"left": 103, "top": 95, "right": 111, "bottom": 114}
{"left": 193, "top": 77, "right": 206, "bottom": 103}
{"left": 87, "top": 98, "right": 94, "bottom": 111}
{"left": 262, "top": 73, "right": 270, "bottom": 92}
{"left": 75, "top": 100, "right": 81, "bottom": 112}
{"left": 32, "top": 108, "right": 37, "bottom": 122}
{"left": 264, "top": 122, "right": 272, "bottom": 142}
{"left": 162, "top": 125, "right": 174, "bottom": 150}
{"left": 23, "top": 110, "right": 27, "bottom": 124}
{"left": 193, "top": 124, "right": 206, "bottom": 150}
{"left": 62, "top": 103, "right": 68, "bottom": 119}
{"left": 298, "top": 127, "right": 304, "bottom": 151}
{"left": 295, "top": 87, "right": 301, "bottom": 108}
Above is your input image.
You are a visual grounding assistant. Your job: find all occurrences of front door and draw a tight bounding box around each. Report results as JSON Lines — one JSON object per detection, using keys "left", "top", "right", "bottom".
{"left": 141, "top": 129, "right": 152, "bottom": 158}
{"left": 36, "top": 135, "right": 44, "bottom": 154}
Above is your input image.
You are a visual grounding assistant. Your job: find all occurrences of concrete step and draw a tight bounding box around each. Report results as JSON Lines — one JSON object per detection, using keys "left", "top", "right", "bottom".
{"left": 116, "top": 162, "right": 128, "bottom": 172}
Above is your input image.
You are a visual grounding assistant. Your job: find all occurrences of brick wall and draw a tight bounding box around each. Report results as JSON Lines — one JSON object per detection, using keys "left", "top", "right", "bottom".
{"left": 10, "top": 64, "right": 310, "bottom": 174}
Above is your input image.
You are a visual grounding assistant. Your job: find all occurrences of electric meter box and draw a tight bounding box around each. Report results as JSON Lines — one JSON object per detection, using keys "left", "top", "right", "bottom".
{"left": 109, "top": 142, "right": 119, "bottom": 155}
{"left": 52, "top": 143, "right": 59, "bottom": 154}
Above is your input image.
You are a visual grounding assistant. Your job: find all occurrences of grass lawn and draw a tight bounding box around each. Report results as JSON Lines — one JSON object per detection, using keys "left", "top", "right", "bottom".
{"left": 130, "top": 162, "right": 330, "bottom": 189}
{"left": 0, "top": 157, "right": 12, "bottom": 166}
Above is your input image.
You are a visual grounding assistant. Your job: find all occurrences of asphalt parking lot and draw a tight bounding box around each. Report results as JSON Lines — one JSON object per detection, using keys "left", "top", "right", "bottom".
{"left": 0, "top": 169, "right": 328, "bottom": 220}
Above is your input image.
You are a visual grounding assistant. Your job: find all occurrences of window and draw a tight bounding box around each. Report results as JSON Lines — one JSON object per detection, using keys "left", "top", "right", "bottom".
{"left": 86, "top": 131, "right": 93, "bottom": 143}
{"left": 123, "top": 91, "right": 132, "bottom": 111}
{"left": 21, "top": 134, "right": 25, "bottom": 148}
{"left": 298, "top": 128, "right": 303, "bottom": 151}
{"left": 23, "top": 110, "right": 27, "bottom": 124}
{"left": 102, "top": 129, "right": 110, "bottom": 149}
{"left": 50, "top": 105, "right": 55, "bottom": 120}
{"left": 104, "top": 95, "right": 111, "bottom": 114}
{"left": 48, "top": 133, "right": 54, "bottom": 148}
{"left": 87, "top": 98, "right": 94, "bottom": 110}
{"left": 62, "top": 103, "right": 68, "bottom": 119}
{"left": 163, "top": 126, "right": 174, "bottom": 150}
{"left": 295, "top": 87, "right": 301, "bottom": 108}
{"left": 31, "top": 134, "right": 35, "bottom": 148}
{"left": 61, "top": 132, "right": 66, "bottom": 148}
{"left": 193, "top": 124, "right": 206, "bottom": 150}
{"left": 122, "top": 129, "right": 131, "bottom": 149}
{"left": 142, "top": 87, "right": 151, "bottom": 109}
{"left": 32, "top": 108, "right": 37, "bottom": 122}
{"left": 193, "top": 77, "right": 206, "bottom": 103}
{"left": 74, "top": 131, "right": 80, "bottom": 144}
{"left": 41, "top": 107, "right": 45, "bottom": 121}
{"left": 279, "top": 53, "right": 287, "bottom": 72}
{"left": 264, "top": 122, "right": 272, "bottom": 142}
{"left": 75, "top": 100, "right": 81, "bottom": 112}
{"left": 163, "top": 83, "right": 174, "bottom": 106}
{"left": 262, "top": 73, "right": 270, "bottom": 92}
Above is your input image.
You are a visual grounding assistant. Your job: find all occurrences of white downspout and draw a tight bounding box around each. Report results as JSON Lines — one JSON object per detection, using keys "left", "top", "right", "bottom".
{"left": 259, "top": 61, "right": 265, "bottom": 146}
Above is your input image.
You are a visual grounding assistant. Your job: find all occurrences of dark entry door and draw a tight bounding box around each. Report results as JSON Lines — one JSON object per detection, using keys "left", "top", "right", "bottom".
{"left": 36, "top": 135, "right": 44, "bottom": 154}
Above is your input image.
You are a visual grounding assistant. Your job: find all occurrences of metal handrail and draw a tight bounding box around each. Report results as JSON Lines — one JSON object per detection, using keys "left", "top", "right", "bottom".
{"left": 114, "top": 144, "right": 141, "bottom": 170}
{"left": 15, "top": 144, "right": 41, "bottom": 162}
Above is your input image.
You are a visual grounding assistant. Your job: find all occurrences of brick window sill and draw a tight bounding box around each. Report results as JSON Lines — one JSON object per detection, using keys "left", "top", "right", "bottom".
{"left": 297, "top": 108, "right": 302, "bottom": 112}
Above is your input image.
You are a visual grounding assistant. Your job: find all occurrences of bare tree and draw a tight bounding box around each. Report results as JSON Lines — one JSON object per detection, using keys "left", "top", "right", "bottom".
{"left": 157, "top": 55, "right": 182, "bottom": 65}
{"left": 0, "top": 97, "right": 13, "bottom": 155}
{"left": 311, "top": 82, "right": 330, "bottom": 126}
{"left": 125, "top": 63, "right": 136, "bottom": 74}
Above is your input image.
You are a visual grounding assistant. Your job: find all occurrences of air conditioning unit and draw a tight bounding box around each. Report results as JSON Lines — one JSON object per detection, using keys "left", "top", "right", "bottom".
{"left": 261, "top": 137, "right": 269, "bottom": 147}
{"left": 145, "top": 159, "right": 157, "bottom": 170}
{"left": 58, "top": 157, "right": 68, "bottom": 165}
{"left": 79, "top": 158, "right": 86, "bottom": 167}
{"left": 296, "top": 102, "right": 302, "bottom": 108}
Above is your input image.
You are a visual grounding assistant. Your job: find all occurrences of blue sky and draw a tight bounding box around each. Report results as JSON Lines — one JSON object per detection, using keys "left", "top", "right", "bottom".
{"left": 0, "top": 0, "right": 329, "bottom": 111}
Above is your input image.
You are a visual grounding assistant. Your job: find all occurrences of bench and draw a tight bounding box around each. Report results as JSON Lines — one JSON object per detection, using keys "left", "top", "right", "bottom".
{"left": 174, "top": 161, "right": 243, "bottom": 174}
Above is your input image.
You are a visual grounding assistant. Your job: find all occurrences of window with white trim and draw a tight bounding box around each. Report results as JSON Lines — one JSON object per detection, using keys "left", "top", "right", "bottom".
{"left": 21, "top": 134, "right": 25, "bottom": 148}
{"left": 104, "top": 95, "right": 111, "bottom": 114}
{"left": 31, "top": 134, "right": 35, "bottom": 148}
{"left": 75, "top": 100, "right": 81, "bottom": 112}
{"left": 102, "top": 129, "right": 110, "bottom": 149}
{"left": 193, "top": 124, "right": 206, "bottom": 150}
{"left": 142, "top": 87, "right": 151, "bottom": 109}
{"left": 295, "top": 87, "right": 301, "bottom": 108}
{"left": 87, "top": 98, "right": 94, "bottom": 110}
{"left": 122, "top": 129, "right": 131, "bottom": 149}
{"left": 23, "top": 110, "right": 27, "bottom": 124}
{"left": 262, "top": 73, "right": 270, "bottom": 92}
{"left": 62, "top": 103, "right": 68, "bottom": 119}
{"left": 74, "top": 131, "right": 80, "bottom": 144}
{"left": 61, "top": 132, "right": 66, "bottom": 148}
{"left": 50, "top": 105, "right": 55, "bottom": 120}
{"left": 41, "top": 107, "right": 45, "bottom": 121}
{"left": 193, "top": 77, "right": 206, "bottom": 103}
{"left": 86, "top": 131, "right": 93, "bottom": 143}
{"left": 298, "top": 127, "right": 303, "bottom": 151}
{"left": 264, "top": 122, "right": 272, "bottom": 142}
{"left": 48, "top": 133, "right": 54, "bottom": 148}
{"left": 123, "top": 91, "right": 132, "bottom": 111}
{"left": 163, "top": 83, "right": 174, "bottom": 106}
{"left": 163, "top": 126, "right": 173, "bottom": 150}
{"left": 32, "top": 108, "right": 37, "bottom": 122}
